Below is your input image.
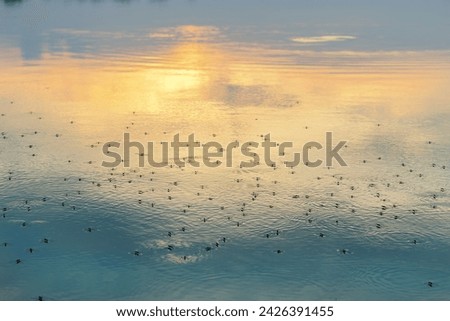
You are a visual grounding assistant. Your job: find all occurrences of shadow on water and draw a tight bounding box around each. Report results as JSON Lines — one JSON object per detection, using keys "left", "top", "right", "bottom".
{"left": 3, "top": 0, "right": 25, "bottom": 6}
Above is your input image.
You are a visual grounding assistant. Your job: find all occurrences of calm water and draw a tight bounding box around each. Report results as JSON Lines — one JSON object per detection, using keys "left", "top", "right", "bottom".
{"left": 1, "top": 0, "right": 450, "bottom": 300}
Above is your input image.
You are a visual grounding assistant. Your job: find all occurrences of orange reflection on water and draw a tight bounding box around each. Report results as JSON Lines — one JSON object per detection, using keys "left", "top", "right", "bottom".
{"left": 1, "top": 32, "right": 450, "bottom": 139}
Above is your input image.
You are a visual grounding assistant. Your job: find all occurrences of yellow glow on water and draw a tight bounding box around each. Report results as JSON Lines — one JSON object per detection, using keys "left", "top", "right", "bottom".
{"left": 1, "top": 40, "right": 449, "bottom": 134}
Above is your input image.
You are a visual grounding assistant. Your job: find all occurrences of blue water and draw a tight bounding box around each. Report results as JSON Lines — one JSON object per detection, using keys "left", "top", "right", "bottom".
{"left": 1, "top": 0, "right": 450, "bottom": 300}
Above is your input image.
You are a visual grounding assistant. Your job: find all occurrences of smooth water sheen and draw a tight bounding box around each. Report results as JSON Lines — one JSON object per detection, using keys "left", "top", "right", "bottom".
{"left": 1, "top": 0, "right": 450, "bottom": 300}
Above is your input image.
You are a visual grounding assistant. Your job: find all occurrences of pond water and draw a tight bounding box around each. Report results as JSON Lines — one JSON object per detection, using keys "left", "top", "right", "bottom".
{"left": 1, "top": 0, "right": 450, "bottom": 300}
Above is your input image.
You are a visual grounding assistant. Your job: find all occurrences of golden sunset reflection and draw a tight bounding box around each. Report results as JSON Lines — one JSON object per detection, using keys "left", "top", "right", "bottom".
{"left": 1, "top": 28, "right": 450, "bottom": 145}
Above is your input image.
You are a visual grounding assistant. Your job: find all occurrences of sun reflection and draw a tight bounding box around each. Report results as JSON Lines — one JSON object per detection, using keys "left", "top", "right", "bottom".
{"left": 1, "top": 34, "right": 450, "bottom": 138}
{"left": 143, "top": 42, "right": 223, "bottom": 95}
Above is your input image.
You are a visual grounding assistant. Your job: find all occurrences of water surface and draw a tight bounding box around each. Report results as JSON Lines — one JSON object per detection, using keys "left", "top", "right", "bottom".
{"left": 1, "top": 0, "right": 450, "bottom": 300}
